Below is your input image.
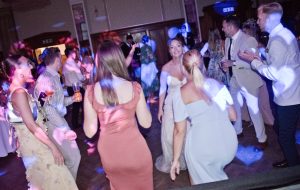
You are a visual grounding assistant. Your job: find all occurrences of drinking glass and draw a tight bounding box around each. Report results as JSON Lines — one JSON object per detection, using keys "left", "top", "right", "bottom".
{"left": 72, "top": 82, "right": 81, "bottom": 101}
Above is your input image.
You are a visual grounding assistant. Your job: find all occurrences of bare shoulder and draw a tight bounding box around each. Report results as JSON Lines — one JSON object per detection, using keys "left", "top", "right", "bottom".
{"left": 11, "top": 88, "right": 27, "bottom": 99}
{"left": 10, "top": 88, "right": 29, "bottom": 110}
{"left": 162, "top": 60, "right": 172, "bottom": 72}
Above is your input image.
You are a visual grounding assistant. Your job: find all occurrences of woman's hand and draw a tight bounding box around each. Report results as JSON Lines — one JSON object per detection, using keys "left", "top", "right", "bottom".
{"left": 64, "top": 130, "right": 77, "bottom": 141}
{"left": 157, "top": 109, "right": 163, "bottom": 123}
{"left": 170, "top": 160, "right": 180, "bottom": 181}
{"left": 51, "top": 147, "right": 64, "bottom": 166}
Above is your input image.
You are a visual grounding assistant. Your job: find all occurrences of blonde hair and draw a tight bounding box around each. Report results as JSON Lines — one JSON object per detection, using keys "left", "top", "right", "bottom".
{"left": 208, "top": 28, "right": 222, "bottom": 52}
{"left": 95, "top": 40, "right": 131, "bottom": 106}
{"left": 182, "top": 49, "right": 205, "bottom": 88}
{"left": 258, "top": 2, "right": 283, "bottom": 16}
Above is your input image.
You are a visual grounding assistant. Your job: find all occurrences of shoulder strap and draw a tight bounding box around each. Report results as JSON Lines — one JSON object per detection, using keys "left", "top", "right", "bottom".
{"left": 132, "top": 82, "right": 141, "bottom": 101}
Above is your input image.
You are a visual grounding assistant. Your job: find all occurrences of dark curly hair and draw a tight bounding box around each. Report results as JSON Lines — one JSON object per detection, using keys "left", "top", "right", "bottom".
{"left": 0, "top": 54, "right": 23, "bottom": 82}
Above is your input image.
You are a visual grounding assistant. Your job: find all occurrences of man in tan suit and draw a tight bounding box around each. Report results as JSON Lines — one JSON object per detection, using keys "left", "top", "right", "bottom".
{"left": 221, "top": 15, "right": 267, "bottom": 148}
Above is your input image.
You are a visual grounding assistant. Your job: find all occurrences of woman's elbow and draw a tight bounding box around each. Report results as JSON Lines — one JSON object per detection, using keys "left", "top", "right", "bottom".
{"left": 139, "top": 115, "right": 152, "bottom": 129}
{"left": 229, "top": 114, "right": 237, "bottom": 121}
{"left": 84, "top": 130, "right": 95, "bottom": 138}
{"left": 174, "top": 123, "right": 186, "bottom": 136}
{"left": 83, "top": 124, "right": 97, "bottom": 138}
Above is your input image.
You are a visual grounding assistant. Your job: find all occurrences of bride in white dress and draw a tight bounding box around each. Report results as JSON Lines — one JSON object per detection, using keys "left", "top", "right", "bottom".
{"left": 155, "top": 37, "right": 187, "bottom": 173}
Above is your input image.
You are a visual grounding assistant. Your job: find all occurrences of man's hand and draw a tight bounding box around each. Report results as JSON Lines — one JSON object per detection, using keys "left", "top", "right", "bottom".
{"left": 238, "top": 50, "right": 261, "bottom": 63}
{"left": 220, "top": 59, "right": 234, "bottom": 72}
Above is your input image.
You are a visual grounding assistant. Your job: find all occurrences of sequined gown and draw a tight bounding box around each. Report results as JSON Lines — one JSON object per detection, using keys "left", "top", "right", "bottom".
{"left": 7, "top": 88, "right": 78, "bottom": 190}
{"left": 207, "top": 40, "right": 228, "bottom": 86}
{"left": 87, "top": 82, "right": 153, "bottom": 190}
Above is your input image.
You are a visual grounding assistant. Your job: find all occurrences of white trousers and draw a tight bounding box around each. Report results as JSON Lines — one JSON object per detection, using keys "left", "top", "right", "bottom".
{"left": 230, "top": 77, "right": 267, "bottom": 143}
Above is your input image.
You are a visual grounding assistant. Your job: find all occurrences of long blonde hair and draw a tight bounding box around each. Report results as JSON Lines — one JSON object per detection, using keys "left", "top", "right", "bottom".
{"left": 95, "top": 40, "right": 131, "bottom": 106}
{"left": 208, "top": 28, "right": 222, "bottom": 52}
{"left": 182, "top": 49, "right": 205, "bottom": 88}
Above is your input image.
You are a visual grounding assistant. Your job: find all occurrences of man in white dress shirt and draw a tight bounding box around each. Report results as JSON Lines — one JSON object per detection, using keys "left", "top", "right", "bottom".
{"left": 221, "top": 15, "right": 267, "bottom": 148}
{"left": 239, "top": 2, "right": 300, "bottom": 168}
{"left": 34, "top": 47, "right": 81, "bottom": 179}
{"left": 63, "top": 47, "right": 85, "bottom": 129}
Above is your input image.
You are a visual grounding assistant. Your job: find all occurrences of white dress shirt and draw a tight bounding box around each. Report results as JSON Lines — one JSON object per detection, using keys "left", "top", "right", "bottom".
{"left": 62, "top": 59, "right": 84, "bottom": 87}
{"left": 34, "top": 67, "right": 73, "bottom": 129}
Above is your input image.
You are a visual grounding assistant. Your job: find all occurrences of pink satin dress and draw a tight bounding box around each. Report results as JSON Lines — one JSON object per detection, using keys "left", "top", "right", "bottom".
{"left": 87, "top": 82, "right": 153, "bottom": 190}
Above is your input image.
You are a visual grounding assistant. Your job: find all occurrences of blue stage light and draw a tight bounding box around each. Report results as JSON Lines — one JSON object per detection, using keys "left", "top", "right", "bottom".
{"left": 0, "top": 170, "right": 7, "bottom": 176}
{"left": 235, "top": 145, "right": 264, "bottom": 166}
{"left": 214, "top": 0, "right": 238, "bottom": 16}
{"left": 295, "top": 130, "right": 300, "bottom": 145}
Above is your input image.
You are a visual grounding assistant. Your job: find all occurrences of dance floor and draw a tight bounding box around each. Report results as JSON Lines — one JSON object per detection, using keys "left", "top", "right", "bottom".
{"left": 1, "top": 102, "right": 300, "bottom": 190}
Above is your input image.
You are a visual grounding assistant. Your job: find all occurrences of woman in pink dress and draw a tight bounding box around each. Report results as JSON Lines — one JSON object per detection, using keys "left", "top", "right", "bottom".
{"left": 84, "top": 40, "right": 153, "bottom": 190}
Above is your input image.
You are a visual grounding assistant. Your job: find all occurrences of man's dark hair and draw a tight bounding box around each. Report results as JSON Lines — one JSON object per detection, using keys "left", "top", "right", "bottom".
{"left": 64, "top": 47, "right": 74, "bottom": 57}
{"left": 223, "top": 15, "right": 241, "bottom": 29}
{"left": 126, "top": 34, "right": 133, "bottom": 40}
{"left": 43, "top": 47, "right": 60, "bottom": 66}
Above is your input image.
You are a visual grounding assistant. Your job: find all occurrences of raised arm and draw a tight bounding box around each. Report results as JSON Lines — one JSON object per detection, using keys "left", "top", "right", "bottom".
{"left": 83, "top": 86, "right": 98, "bottom": 138}
{"left": 125, "top": 44, "right": 138, "bottom": 67}
{"left": 11, "top": 89, "right": 64, "bottom": 165}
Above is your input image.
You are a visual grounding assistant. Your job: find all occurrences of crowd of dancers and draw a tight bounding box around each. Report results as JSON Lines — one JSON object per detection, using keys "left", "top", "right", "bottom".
{"left": 0, "top": 2, "right": 299, "bottom": 190}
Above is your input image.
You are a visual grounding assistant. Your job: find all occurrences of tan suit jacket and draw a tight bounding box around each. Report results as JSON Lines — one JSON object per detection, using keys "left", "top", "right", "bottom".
{"left": 224, "top": 31, "right": 263, "bottom": 94}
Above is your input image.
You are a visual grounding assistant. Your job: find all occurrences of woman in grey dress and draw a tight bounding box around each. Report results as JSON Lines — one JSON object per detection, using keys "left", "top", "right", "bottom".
{"left": 170, "top": 49, "right": 238, "bottom": 185}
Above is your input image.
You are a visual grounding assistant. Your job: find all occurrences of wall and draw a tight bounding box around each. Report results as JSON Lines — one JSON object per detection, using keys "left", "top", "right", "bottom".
{"left": 13, "top": 0, "right": 76, "bottom": 40}
{"left": 84, "top": 0, "right": 109, "bottom": 34}
{"left": 3, "top": 0, "right": 220, "bottom": 40}
{"left": 84, "top": 0, "right": 184, "bottom": 34}
{"left": 196, "top": 0, "right": 217, "bottom": 17}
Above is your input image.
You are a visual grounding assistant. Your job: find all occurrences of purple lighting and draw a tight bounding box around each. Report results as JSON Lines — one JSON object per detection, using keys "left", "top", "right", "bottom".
{"left": 0, "top": 170, "right": 7, "bottom": 176}
{"left": 296, "top": 130, "right": 300, "bottom": 145}
{"left": 95, "top": 166, "right": 105, "bottom": 174}
{"left": 235, "top": 145, "right": 264, "bottom": 166}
